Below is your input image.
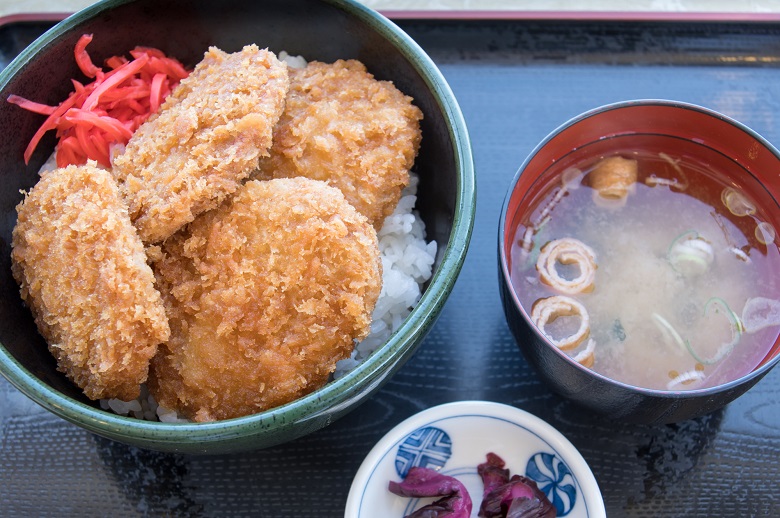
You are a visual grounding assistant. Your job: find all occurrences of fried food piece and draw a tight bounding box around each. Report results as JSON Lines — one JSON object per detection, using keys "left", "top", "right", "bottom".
{"left": 11, "top": 162, "right": 170, "bottom": 401}
{"left": 112, "top": 45, "right": 290, "bottom": 244}
{"left": 253, "top": 59, "right": 423, "bottom": 229}
{"left": 536, "top": 238, "right": 597, "bottom": 294}
{"left": 530, "top": 295, "right": 590, "bottom": 351}
{"left": 148, "top": 177, "right": 382, "bottom": 422}
{"left": 588, "top": 155, "right": 637, "bottom": 207}
{"left": 572, "top": 339, "right": 596, "bottom": 368}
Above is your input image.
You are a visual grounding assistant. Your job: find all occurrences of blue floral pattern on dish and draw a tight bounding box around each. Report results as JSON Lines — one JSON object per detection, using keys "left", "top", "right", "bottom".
{"left": 395, "top": 426, "right": 452, "bottom": 477}
{"left": 526, "top": 452, "right": 577, "bottom": 516}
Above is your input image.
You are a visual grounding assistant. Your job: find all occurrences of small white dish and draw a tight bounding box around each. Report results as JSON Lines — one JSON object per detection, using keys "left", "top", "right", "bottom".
{"left": 345, "top": 400, "right": 605, "bottom": 518}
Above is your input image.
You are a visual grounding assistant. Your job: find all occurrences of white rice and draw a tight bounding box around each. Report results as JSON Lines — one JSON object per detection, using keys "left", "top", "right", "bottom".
{"left": 99, "top": 384, "right": 189, "bottom": 423}
{"left": 335, "top": 173, "right": 436, "bottom": 377}
{"left": 104, "top": 173, "right": 436, "bottom": 421}
{"left": 277, "top": 50, "right": 308, "bottom": 69}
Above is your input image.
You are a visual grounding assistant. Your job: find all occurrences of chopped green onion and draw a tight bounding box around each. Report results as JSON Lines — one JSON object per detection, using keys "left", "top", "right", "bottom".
{"left": 668, "top": 230, "right": 714, "bottom": 276}
{"left": 668, "top": 230, "right": 698, "bottom": 255}
{"left": 684, "top": 297, "right": 741, "bottom": 365}
{"left": 651, "top": 312, "right": 687, "bottom": 353}
{"left": 674, "top": 253, "right": 708, "bottom": 269}
{"left": 721, "top": 187, "right": 756, "bottom": 217}
{"left": 755, "top": 221, "right": 776, "bottom": 246}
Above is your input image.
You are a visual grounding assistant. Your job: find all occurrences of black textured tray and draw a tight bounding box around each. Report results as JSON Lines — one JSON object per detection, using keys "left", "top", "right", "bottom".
{"left": 2, "top": 17, "right": 780, "bottom": 517}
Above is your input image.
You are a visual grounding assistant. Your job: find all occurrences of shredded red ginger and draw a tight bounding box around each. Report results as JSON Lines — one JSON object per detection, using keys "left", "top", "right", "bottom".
{"left": 8, "top": 34, "right": 189, "bottom": 168}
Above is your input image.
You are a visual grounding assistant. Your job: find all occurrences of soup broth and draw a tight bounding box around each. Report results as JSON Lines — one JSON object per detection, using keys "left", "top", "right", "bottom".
{"left": 510, "top": 135, "right": 780, "bottom": 390}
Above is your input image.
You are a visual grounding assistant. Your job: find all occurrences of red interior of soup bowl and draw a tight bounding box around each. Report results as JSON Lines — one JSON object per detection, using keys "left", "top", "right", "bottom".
{"left": 502, "top": 99, "right": 780, "bottom": 373}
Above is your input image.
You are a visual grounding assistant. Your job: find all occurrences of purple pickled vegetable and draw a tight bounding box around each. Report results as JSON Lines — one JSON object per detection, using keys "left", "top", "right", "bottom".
{"left": 388, "top": 466, "right": 473, "bottom": 518}
{"left": 478, "top": 454, "right": 557, "bottom": 518}
{"left": 504, "top": 483, "right": 557, "bottom": 518}
{"left": 478, "top": 452, "right": 511, "bottom": 498}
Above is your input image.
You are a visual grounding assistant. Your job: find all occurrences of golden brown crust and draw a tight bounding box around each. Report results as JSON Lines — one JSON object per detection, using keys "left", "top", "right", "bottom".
{"left": 253, "top": 59, "right": 423, "bottom": 229}
{"left": 11, "top": 162, "right": 170, "bottom": 401}
{"left": 588, "top": 155, "right": 638, "bottom": 201}
{"left": 112, "top": 45, "right": 290, "bottom": 244}
{"left": 148, "top": 177, "right": 382, "bottom": 421}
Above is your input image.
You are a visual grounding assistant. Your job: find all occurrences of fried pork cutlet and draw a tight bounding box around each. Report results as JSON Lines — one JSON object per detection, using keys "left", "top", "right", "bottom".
{"left": 112, "top": 44, "right": 290, "bottom": 244}
{"left": 11, "top": 162, "right": 170, "bottom": 401}
{"left": 253, "top": 59, "right": 423, "bottom": 229}
{"left": 147, "top": 177, "right": 382, "bottom": 422}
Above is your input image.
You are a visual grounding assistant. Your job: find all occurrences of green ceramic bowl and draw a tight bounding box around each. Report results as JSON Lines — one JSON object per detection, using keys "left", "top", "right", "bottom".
{"left": 0, "top": 0, "right": 475, "bottom": 454}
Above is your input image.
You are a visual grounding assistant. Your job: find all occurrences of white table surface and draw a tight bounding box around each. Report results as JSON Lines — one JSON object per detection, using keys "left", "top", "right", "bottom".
{"left": 3, "top": 0, "right": 780, "bottom": 20}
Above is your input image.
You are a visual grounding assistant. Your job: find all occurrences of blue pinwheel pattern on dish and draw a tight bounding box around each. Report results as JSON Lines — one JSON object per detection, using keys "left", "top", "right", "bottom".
{"left": 394, "top": 426, "right": 453, "bottom": 477}
{"left": 526, "top": 451, "right": 577, "bottom": 516}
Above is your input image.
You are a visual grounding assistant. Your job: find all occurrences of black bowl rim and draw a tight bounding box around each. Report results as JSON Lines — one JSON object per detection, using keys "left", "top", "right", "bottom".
{"left": 498, "top": 98, "right": 780, "bottom": 400}
{"left": 0, "top": 0, "right": 476, "bottom": 447}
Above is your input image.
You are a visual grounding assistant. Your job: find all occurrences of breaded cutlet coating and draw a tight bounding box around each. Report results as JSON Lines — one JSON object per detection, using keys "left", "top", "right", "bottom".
{"left": 11, "top": 162, "right": 170, "bottom": 401}
{"left": 253, "top": 59, "right": 423, "bottom": 229}
{"left": 112, "top": 45, "right": 290, "bottom": 244}
{"left": 148, "top": 177, "right": 382, "bottom": 422}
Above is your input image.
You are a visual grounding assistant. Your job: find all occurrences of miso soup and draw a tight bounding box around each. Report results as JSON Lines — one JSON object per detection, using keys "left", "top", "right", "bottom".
{"left": 509, "top": 135, "right": 780, "bottom": 390}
